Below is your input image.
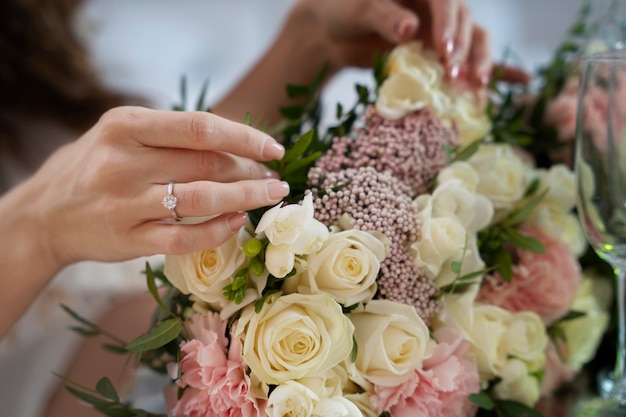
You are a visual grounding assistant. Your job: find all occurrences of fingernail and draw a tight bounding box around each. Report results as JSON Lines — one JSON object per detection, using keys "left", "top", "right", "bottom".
{"left": 267, "top": 180, "right": 290, "bottom": 200}
{"left": 445, "top": 38, "right": 455, "bottom": 56}
{"left": 263, "top": 141, "right": 285, "bottom": 160}
{"left": 228, "top": 212, "right": 248, "bottom": 232}
{"left": 479, "top": 73, "right": 490, "bottom": 86}
{"left": 449, "top": 63, "right": 460, "bottom": 79}
{"left": 264, "top": 168, "right": 280, "bottom": 179}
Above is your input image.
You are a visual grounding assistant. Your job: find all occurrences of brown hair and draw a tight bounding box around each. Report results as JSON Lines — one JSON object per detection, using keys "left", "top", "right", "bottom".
{"left": 0, "top": 0, "right": 139, "bottom": 153}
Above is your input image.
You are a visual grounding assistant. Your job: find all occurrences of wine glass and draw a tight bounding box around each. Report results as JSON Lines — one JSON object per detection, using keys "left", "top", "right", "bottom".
{"left": 575, "top": 50, "right": 626, "bottom": 416}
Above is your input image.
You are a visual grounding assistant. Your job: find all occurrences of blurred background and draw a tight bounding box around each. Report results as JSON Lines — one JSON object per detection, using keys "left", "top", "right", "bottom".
{"left": 77, "top": 0, "right": 626, "bottom": 120}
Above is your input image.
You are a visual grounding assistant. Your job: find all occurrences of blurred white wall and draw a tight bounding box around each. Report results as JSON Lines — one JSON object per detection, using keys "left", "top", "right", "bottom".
{"left": 79, "top": 0, "right": 626, "bottom": 115}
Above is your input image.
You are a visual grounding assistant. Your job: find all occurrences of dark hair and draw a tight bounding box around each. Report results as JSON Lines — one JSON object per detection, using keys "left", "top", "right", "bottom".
{"left": 0, "top": 0, "right": 140, "bottom": 154}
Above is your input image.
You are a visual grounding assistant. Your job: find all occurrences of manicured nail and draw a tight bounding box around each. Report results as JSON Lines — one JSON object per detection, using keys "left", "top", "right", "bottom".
{"left": 267, "top": 180, "right": 290, "bottom": 200}
{"left": 479, "top": 72, "right": 490, "bottom": 86}
{"left": 228, "top": 212, "right": 248, "bottom": 232}
{"left": 264, "top": 168, "right": 280, "bottom": 179}
{"left": 449, "top": 63, "right": 460, "bottom": 79}
{"left": 445, "top": 38, "right": 455, "bottom": 56}
{"left": 394, "top": 18, "right": 411, "bottom": 41}
{"left": 263, "top": 141, "right": 285, "bottom": 160}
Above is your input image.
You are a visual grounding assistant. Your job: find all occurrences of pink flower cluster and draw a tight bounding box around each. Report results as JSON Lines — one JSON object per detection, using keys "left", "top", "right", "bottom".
{"left": 169, "top": 313, "right": 264, "bottom": 417}
{"left": 477, "top": 225, "right": 582, "bottom": 325}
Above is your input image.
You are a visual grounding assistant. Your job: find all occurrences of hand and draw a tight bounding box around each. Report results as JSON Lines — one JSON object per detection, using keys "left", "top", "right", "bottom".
{"left": 22, "top": 106, "right": 288, "bottom": 267}
{"left": 294, "top": 0, "right": 491, "bottom": 87}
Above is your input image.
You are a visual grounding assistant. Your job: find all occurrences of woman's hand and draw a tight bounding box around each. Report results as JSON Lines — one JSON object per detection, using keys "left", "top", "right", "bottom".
{"left": 295, "top": 0, "right": 491, "bottom": 87}
{"left": 0, "top": 106, "right": 288, "bottom": 334}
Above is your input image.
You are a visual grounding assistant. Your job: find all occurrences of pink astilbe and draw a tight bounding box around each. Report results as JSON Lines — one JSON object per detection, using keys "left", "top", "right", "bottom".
{"left": 477, "top": 225, "right": 582, "bottom": 325}
{"left": 372, "top": 327, "right": 480, "bottom": 417}
{"left": 316, "top": 106, "right": 459, "bottom": 197}
{"left": 169, "top": 313, "right": 265, "bottom": 417}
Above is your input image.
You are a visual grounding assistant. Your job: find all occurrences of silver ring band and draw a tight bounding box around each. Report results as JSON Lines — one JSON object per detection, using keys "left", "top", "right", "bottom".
{"left": 161, "top": 180, "right": 181, "bottom": 221}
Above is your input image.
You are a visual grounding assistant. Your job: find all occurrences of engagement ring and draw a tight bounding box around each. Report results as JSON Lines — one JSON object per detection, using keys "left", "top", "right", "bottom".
{"left": 162, "top": 180, "right": 181, "bottom": 221}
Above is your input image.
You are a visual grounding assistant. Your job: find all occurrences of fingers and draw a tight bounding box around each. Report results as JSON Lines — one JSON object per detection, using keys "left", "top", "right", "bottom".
{"left": 467, "top": 25, "right": 492, "bottom": 87}
{"left": 491, "top": 64, "right": 532, "bottom": 85}
{"left": 140, "top": 179, "right": 290, "bottom": 220}
{"left": 361, "top": 0, "right": 419, "bottom": 44}
{"left": 98, "top": 107, "right": 285, "bottom": 161}
{"left": 138, "top": 212, "right": 250, "bottom": 255}
{"left": 429, "top": 0, "right": 459, "bottom": 62}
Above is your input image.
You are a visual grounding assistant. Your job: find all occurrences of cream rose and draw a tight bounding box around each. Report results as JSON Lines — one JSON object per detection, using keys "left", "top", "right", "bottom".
{"left": 430, "top": 179, "right": 494, "bottom": 232}
{"left": 266, "top": 381, "right": 317, "bottom": 417}
{"left": 164, "top": 231, "right": 246, "bottom": 310}
{"left": 236, "top": 292, "right": 354, "bottom": 385}
{"left": 468, "top": 144, "right": 530, "bottom": 213}
{"left": 297, "top": 366, "right": 348, "bottom": 399}
{"left": 536, "top": 164, "right": 576, "bottom": 210}
{"left": 450, "top": 91, "right": 492, "bottom": 146}
{"left": 437, "top": 161, "right": 481, "bottom": 192}
{"left": 313, "top": 397, "right": 363, "bottom": 417}
{"left": 344, "top": 393, "right": 378, "bottom": 417}
{"left": 349, "top": 300, "right": 431, "bottom": 387}
{"left": 503, "top": 312, "right": 548, "bottom": 372}
{"left": 492, "top": 359, "right": 541, "bottom": 407}
{"left": 256, "top": 193, "right": 329, "bottom": 254}
{"left": 528, "top": 204, "right": 587, "bottom": 257}
{"left": 284, "top": 228, "right": 387, "bottom": 305}
{"left": 433, "top": 235, "right": 485, "bottom": 288}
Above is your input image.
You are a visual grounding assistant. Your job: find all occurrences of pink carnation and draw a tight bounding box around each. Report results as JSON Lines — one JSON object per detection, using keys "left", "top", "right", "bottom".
{"left": 373, "top": 327, "right": 480, "bottom": 417}
{"left": 169, "top": 313, "right": 265, "bottom": 417}
{"left": 540, "top": 340, "right": 576, "bottom": 397}
{"left": 477, "top": 225, "right": 582, "bottom": 325}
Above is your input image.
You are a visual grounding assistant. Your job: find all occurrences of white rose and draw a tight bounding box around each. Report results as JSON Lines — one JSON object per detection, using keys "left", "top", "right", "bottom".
{"left": 344, "top": 393, "right": 377, "bottom": 417}
{"left": 536, "top": 165, "right": 576, "bottom": 210}
{"left": 430, "top": 179, "right": 494, "bottom": 232}
{"left": 266, "top": 381, "right": 318, "bottom": 417}
{"left": 433, "top": 235, "right": 485, "bottom": 288}
{"left": 284, "top": 228, "right": 387, "bottom": 305}
{"left": 297, "top": 366, "right": 348, "bottom": 399}
{"left": 468, "top": 144, "right": 530, "bottom": 212}
{"left": 503, "top": 312, "right": 548, "bottom": 373}
{"left": 313, "top": 397, "right": 363, "bottom": 417}
{"left": 450, "top": 91, "right": 492, "bottom": 146}
{"left": 437, "top": 161, "right": 481, "bottom": 193}
{"left": 349, "top": 300, "right": 431, "bottom": 386}
{"left": 265, "top": 243, "right": 295, "bottom": 278}
{"left": 256, "top": 193, "right": 329, "bottom": 254}
{"left": 375, "top": 41, "right": 450, "bottom": 120}
{"left": 558, "top": 277, "right": 610, "bottom": 371}
{"left": 164, "top": 231, "right": 246, "bottom": 310}
{"left": 492, "top": 359, "right": 541, "bottom": 407}
{"left": 236, "top": 292, "right": 354, "bottom": 385}
{"left": 528, "top": 205, "right": 587, "bottom": 257}
{"left": 412, "top": 199, "right": 467, "bottom": 278}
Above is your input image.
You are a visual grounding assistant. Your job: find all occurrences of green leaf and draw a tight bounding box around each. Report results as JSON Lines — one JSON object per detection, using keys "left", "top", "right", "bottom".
{"left": 286, "top": 84, "right": 310, "bottom": 99}
{"left": 336, "top": 103, "right": 344, "bottom": 119}
{"left": 469, "top": 392, "right": 494, "bottom": 410}
{"left": 351, "top": 337, "right": 358, "bottom": 363}
{"left": 125, "top": 319, "right": 183, "bottom": 352}
{"left": 244, "top": 112, "right": 252, "bottom": 126}
{"left": 494, "top": 399, "right": 544, "bottom": 417}
{"left": 194, "top": 79, "right": 210, "bottom": 112}
{"left": 96, "top": 377, "right": 120, "bottom": 402}
{"left": 61, "top": 304, "right": 98, "bottom": 329}
{"left": 505, "top": 228, "right": 546, "bottom": 254}
{"left": 282, "top": 129, "right": 315, "bottom": 163}
{"left": 283, "top": 151, "right": 322, "bottom": 177}
{"left": 558, "top": 310, "right": 587, "bottom": 322}
{"left": 452, "top": 140, "right": 482, "bottom": 162}
{"left": 179, "top": 75, "right": 187, "bottom": 110}
{"left": 101, "top": 343, "right": 128, "bottom": 355}
{"left": 145, "top": 262, "right": 176, "bottom": 318}
{"left": 505, "top": 189, "right": 548, "bottom": 227}
{"left": 69, "top": 326, "right": 100, "bottom": 337}
{"left": 280, "top": 105, "right": 305, "bottom": 120}
{"left": 450, "top": 261, "right": 462, "bottom": 274}
{"left": 65, "top": 385, "right": 113, "bottom": 408}
{"left": 494, "top": 248, "right": 513, "bottom": 282}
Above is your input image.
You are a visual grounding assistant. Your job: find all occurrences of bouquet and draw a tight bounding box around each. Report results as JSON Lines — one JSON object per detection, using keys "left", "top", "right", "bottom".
{"left": 64, "top": 4, "right": 616, "bottom": 416}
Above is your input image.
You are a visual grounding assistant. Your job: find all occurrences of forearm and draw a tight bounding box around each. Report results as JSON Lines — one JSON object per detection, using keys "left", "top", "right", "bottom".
{"left": 0, "top": 177, "right": 62, "bottom": 336}
{"left": 212, "top": 2, "right": 335, "bottom": 128}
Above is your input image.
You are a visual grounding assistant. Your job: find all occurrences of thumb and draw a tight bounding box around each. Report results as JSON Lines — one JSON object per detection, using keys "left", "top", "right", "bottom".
{"left": 362, "top": 0, "right": 419, "bottom": 44}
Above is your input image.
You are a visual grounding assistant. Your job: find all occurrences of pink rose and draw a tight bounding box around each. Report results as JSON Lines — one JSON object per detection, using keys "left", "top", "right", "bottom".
{"left": 477, "top": 225, "right": 582, "bottom": 325}
{"left": 169, "top": 313, "right": 265, "bottom": 417}
{"left": 372, "top": 327, "right": 480, "bottom": 417}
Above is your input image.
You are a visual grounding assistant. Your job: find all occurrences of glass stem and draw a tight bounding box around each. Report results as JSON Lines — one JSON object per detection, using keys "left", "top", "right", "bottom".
{"left": 613, "top": 261, "right": 626, "bottom": 401}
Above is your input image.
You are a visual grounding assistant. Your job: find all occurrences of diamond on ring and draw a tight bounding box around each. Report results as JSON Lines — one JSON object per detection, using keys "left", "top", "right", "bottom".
{"left": 162, "top": 180, "right": 181, "bottom": 221}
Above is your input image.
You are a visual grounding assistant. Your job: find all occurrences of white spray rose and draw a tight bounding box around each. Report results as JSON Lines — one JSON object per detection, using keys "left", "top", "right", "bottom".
{"left": 468, "top": 144, "right": 530, "bottom": 213}
{"left": 492, "top": 359, "right": 541, "bottom": 407}
{"left": 164, "top": 230, "right": 247, "bottom": 310}
{"left": 451, "top": 91, "right": 492, "bottom": 145}
{"left": 266, "top": 381, "right": 318, "bottom": 417}
{"left": 536, "top": 164, "right": 576, "bottom": 210}
{"left": 528, "top": 204, "right": 587, "bottom": 257}
{"left": 433, "top": 235, "right": 485, "bottom": 288}
{"left": 236, "top": 292, "right": 354, "bottom": 385}
{"left": 438, "top": 161, "right": 481, "bottom": 192}
{"left": 349, "top": 300, "right": 431, "bottom": 387}
{"left": 344, "top": 393, "right": 378, "bottom": 417}
{"left": 297, "top": 366, "right": 348, "bottom": 399}
{"left": 313, "top": 397, "right": 363, "bottom": 417}
{"left": 503, "top": 312, "right": 548, "bottom": 373}
{"left": 430, "top": 179, "right": 494, "bottom": 232}
{"left": 284, "top": 228, "right": 387, "bottom": 305}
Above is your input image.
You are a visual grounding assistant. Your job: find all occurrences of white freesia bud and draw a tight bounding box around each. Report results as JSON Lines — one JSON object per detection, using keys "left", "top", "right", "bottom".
{"left": 265, "top": 243, "right": 295, "bottom": 278}
{"left": 284, "top": 228, "right": 387, "bottom": 305}
{"left": 492, "top": 359, "right": 541, "bottom": 407}
{"left": 266, "top": 381, "right": 318, "bottom": 417}
{"left": 256, "top": 193, "right": 328, "bottom": 255}
{"left": 349, "top": 300, "right": 431, "bottom": 386}
{"left": 503, "top": 312, "right": 548, "bottom": 373}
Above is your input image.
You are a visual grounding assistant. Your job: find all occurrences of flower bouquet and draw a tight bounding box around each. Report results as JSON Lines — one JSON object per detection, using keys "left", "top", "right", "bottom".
{"left": 63, "top": 4, "right": 616, "bottom": 417}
